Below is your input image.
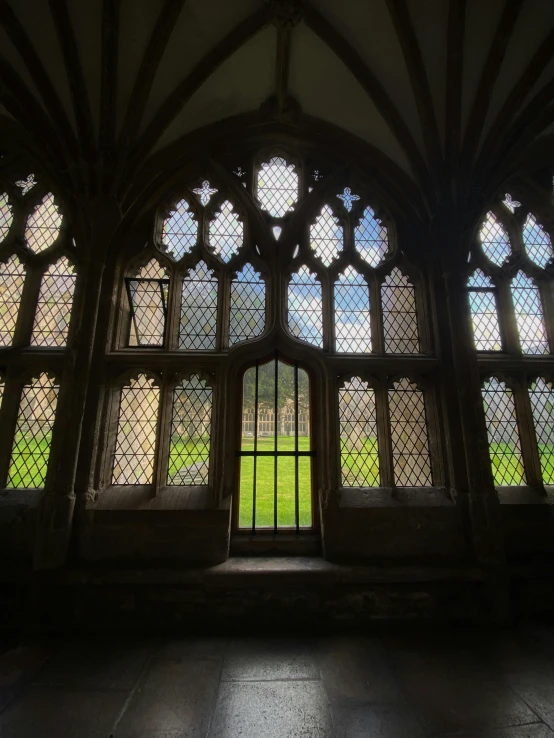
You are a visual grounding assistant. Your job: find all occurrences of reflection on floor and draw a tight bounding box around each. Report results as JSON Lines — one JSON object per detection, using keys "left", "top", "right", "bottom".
{"left": 1, "top": 626, "right": 554, "bottom": 737}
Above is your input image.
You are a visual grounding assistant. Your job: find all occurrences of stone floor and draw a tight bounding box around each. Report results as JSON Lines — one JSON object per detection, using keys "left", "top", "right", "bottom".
{"left": 1, "top": 626, "right": 554, "bottom": 737}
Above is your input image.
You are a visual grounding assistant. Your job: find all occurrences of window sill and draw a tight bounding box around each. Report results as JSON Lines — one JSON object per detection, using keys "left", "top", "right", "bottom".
{"left": 338, "top": 486, "right": 453, "bottom": 508}
{"left": 497, "top": 485, "right": 554, "bottom": 505}
{"left": 94, "top": 485, "right": 217, "bottom": 511}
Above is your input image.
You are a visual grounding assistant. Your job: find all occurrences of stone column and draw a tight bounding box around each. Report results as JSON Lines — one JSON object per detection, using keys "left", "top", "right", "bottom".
{"left": 432, "top": 236, "right": 510, "bottom": 620}
{"left": 34, "top": 196, "right": 120, "bottom": 569}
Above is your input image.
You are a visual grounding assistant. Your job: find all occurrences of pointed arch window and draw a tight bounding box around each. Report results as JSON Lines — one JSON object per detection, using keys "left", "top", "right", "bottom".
{"left": 112, "top": 374, "right": 160, "bottom": 485}
{"left": 126, "top": 259, "right": 170, "bottom": 348}
{"left": 0, "top": 255, "right": 25, "bottom": 346}
{"left": 167, "top": 375, "right": 213, "bottom": 486}
{"left": 31, "top": 257, "right": 76, "bottom": 347}
{"left": 468, "top": 269, "right": 502, "bottom": 351}
{"left": 162, "top": 199, "right": 198, "bottom": 260}
{"left": 229, "top": 263, "right": 265, "bottom": 346}
{"left": 523, "top": 214, "right": 553, "bottom": 268}
{"left": 179, "top": 261, "right": 218, "bottom": 350}
{"left": 529, "top": 378, "right": 554, "bottom": 485}
{"left": 511, "top": 271, "right": 549, "bottom": 355}
{"left": 334, "top": 267, "right": 371, "bottom": 353}
{"left": 481, "top": 377, "right": 525, "bottom": 486}
{"left": 0, "top": 192, "right": 13, "bottom": 240}
{"left": 209, "top": 200, "right": 243, "bottom": 262}
{"left": 355, "top": 206, "right": 388, "bottom": 266}
{"left": 388, "top": 378, "right": 432, "bottom": 487}
{"left": 257, "top": 156, "right": 298, "bottom": 217}
{"left": 287, "top": 266, "right": 323, "bottom": 348}
{"left": 381, "top": 268, "right": 420, "bottom": 353}
{"left": 310, "top": 205, "right": 342, "bottom": 266}
{"left": 339, "top": 378, "right": 379, "bottom": 486}
{"left": 7, "top": 373, "right": 59, "bottom": 489}
{"left": 479, "top": 212, "right": 511, "bottom": 266}
{"left": 25, "top": 193, "right": 62, "bottom": 253}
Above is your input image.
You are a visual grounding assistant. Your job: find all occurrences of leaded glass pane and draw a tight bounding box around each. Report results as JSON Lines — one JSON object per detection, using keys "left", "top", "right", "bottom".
{"left": 31, "top": 257, "right": 76, "bottom": 347}
{"left": 257, "top": 157, "right": 298, "bottom": 217}
{"left": 209, "top": 200, "right": 243, "bottom": 262}
{"left": 25, "top": 193, "right": 62, "bottom": 253}
{"left": 479, "top": 211, "right": 511, "bottom": 266}
{"left": 382, "top": 268, "right": 419, "bottom": 353}
{"left": 287, "top": 266, "right": 323, "bottom": 348}
{"left": 7, "top": 374, "right": 59, "bottom": 488}
{"left": 162, "top": 200, "right": 197, "bottom": 260}
{"left": 167, "top": 375, "right": 212, "bottom": 485}
{"left": 229, "top": 263, "right": 265, "bottom": 346}
{"left": 529, "top": 378, "right": 554, "bottom": 485}
{"left": 339, "top": 378, "right": 379, "bottom": 486}
{"left": 334, "top": 267, "right": 371, "bottom": 353}
{"left": 0, "top": 255, "right": 25, "bottom": 346}
{"left": 523, "top": 214, "right": 553, "bottom": 268}
{"left": 0, "top": 192, "right": 13, "bottom": 241}
{"left": 511, "top": 271, "right": 549, "bottom": 355}
{"left": 481, "top": 377, "right": 525, "bottom": 485}
{"left": 355, "top": 206, "right": 388, "bottom": 266}
{"left": 128, "top": 260, "right": 169, "bottom": 348}
{"left": 112, "top": 374, "right": 160, "bottom": 485}
{"left": 468, "top": 270, "right": 502, "bottom": 351}
{"left": 180, "top": 261, "right": 218, "bottom": 350}
{"left": 310, "top": 205, "right": 342, "bottom": 266}
{"left": 388, "top": 378, "right": 432, "bottom": 487}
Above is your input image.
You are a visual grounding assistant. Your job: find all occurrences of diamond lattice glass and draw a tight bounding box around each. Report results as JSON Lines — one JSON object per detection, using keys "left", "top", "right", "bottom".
{"left": 167, "top": 375, "right": 212, "bottom": 485}
{"left": 310, "top": 205, "right": 342, "bottom": 266}
{"left": 7, "top": 373, "right": 59, "bottom": 488}
{"left": 0, "top": 192, "right": 13, "bottom": 241}
{"left": 388, "top": 378, "right": 432, "bottom": 486}
{"left": 355, "top": 206, "right": 388, "bottom": 266}
{"left": 523, "top": 214, "right": 553, "bottom": 268}
{"left": 334, "top": 267, "right": 371, "bottom": 353}
{"left": 0, "top": 379, "right": 3, "bottom": 408}
{"left": 31, "top": 257, "right": 76, "bottom": 347}
{"left": 0, "top": 255, "right": 25, "bottom": 346}
{"left": 339, "top": 377, "right": 379, "bottom": 486}
{"left": 257, "top": 157, "right": 298, "bottom": 217}
{"left": 382, "top": 268, "right": 419, "bottom": 353}
{"left": 511, "top": 271, "right": 549, "bottom": 355}
{"left": 128, "top": 260, "right": 168, "bottom": 347}
{"left": 229, "top": 263, "right": 265, "bottom": 346}
{"left": 112, "top": 374, "right": 160, "bottom": 485}
{"left": 288, "top": 266, "right": 323, "bottom": 348}
{"left": 468, "top": 270, "right": 502, "bottom": 351}
{"left": 481, "top": 377, "right": 525, "bottom": 485}
{"left": 529, "top": 378, "right": 554, "bottom": 485}
{"left": 25, "top": 193, "right": 62, "bottom": 253}
{"left": 479, "top": 211, "right": 511, "bottom": 266}
{"left": 180, "top": 261, "right": 218, "bottom": 350}
{"left": 209, "top": 200, "right": 243, "bottom": 262}
{"left": 162, "top": 200, "right": 197, "bottom": 260}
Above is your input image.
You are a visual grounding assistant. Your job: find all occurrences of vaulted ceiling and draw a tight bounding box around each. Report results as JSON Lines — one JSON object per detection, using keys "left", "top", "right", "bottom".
{"left": 1, "top": 0, "right": 553, "bottom": 214}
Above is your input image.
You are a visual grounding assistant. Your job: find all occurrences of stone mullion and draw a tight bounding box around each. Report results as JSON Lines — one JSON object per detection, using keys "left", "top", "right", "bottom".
{"left": 377, "top": 381, "right": 394, "bottom": 488}
{"left": 154, "top": 375, "right": 172, "bottom": 493}
{"left": 0, "top": 375, "right": 22, "bottom": 487}
{"left": 537, "top": 278, "right": 554, "bottom": 354}
{"left": 34, "top": 198, "right": 118, "bottom": 569}
{"left": 513, "top": 378, "right": 544, "bottom": 492}
{"left": 165, "top": 266, "right": 181, "bottom": 351}
{"left": 369, "top": 272, "right": 383, "bottom": 354}
{"left": 219, "top": 269, "right": 231, "bottom": 350}
{"left": 496, "top": 275, "right": 520, "bottom": 354}
{"left": 14, "top": 262, "right": 42, "bottom": 346}
{"left": 321, "top": 270, "right": 333, "bottom": 353}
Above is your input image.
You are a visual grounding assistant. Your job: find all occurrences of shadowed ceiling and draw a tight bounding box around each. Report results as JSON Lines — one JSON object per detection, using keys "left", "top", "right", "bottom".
{"left": 0, "top": 0, "right": 553, "bottom": 213}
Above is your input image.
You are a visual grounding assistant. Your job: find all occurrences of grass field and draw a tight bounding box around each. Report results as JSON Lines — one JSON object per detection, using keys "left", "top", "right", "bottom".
{"left": 238, "top": 436, "right": 312, "bottom": 529}
{"left": 6, "top": 435, "right": 50, "bottom": 488}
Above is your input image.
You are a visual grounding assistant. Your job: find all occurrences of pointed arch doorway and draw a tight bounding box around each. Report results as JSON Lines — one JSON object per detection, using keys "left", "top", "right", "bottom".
{"left": 234, "top": 351, "right": 317, "bottom": 538}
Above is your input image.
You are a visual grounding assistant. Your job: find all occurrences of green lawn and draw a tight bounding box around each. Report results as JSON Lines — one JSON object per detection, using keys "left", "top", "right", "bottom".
{"left": 6, "top": 434, "right": 51, "bottom": 488}
{"left": 239, "top": 436, "right": 312, "bottom": 529}
{"left": 488, "top": 442, "right": 554, "bottom": 485}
